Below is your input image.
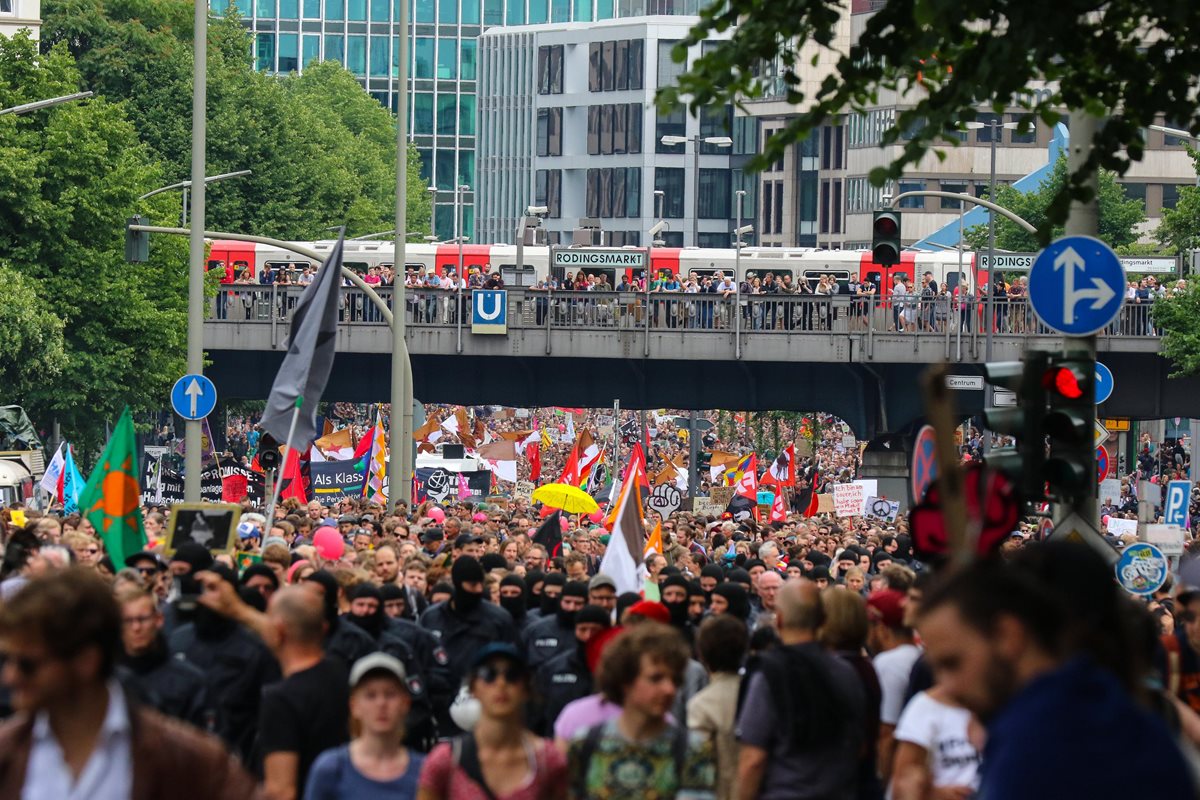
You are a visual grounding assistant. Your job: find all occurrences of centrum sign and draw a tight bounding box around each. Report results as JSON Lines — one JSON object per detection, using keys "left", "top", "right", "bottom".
{"left": 552, "top": 248, "right": 647, "bottom": 268}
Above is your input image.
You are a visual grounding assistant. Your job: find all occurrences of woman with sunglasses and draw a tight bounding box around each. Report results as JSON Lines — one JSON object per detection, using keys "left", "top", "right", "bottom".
{"left": 419, "top": 643, "right": 566, "bottom": 800}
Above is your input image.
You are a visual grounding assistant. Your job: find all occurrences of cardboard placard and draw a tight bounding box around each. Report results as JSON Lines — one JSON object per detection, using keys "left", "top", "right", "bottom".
{"left": 816, "top": 494, "right": 835, "bottom": 514}
{"left": 165, "top": 503, "right": 242, "bottom": 556}
{"left": 833, "top": 483, "right": 866, "bottom": 517}
{"left": 709, "top": 486, "right": 735, "bottom": 507}
{"left": 514, "top": 480, "right": 535, "bottom": 500}
{"left": 1105, "top": 517, "right": 1138, "bottom": 537}
{"left": 691, "top": 497, "right": 725, "bottom": 518}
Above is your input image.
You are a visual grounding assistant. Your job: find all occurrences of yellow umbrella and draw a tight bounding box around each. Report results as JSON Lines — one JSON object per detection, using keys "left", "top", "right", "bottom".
{"left": 531, "top": 483, "right": 599, "bottom": 514}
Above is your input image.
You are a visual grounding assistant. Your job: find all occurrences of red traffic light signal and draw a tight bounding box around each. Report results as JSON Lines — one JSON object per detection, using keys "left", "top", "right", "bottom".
{"left": 873, "top": 216, "right": 898, "bottom": 237}
{"left": 1044, "top": 365, "right": 1086, "bottom": 400}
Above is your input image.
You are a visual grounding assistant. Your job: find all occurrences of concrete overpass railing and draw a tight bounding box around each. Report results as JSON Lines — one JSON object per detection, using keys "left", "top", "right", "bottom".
{"left": 206, "top": 286, "right": 1162, "bottom": 364}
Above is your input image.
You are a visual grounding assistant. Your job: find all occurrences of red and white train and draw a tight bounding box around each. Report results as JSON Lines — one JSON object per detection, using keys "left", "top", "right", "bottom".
{"left": 208, "top": 240, "right": 988, "bottom": 292}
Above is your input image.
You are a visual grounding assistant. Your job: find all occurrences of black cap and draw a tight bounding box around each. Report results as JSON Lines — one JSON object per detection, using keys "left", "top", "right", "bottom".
{"left": 124, "top": 551, "right": 162, "bottom": 570}
{"left": 468, "top": 642, "right": 526, "bottom": 672}
{"left": 420, "top": 528, "right": 445, "bottom": 543}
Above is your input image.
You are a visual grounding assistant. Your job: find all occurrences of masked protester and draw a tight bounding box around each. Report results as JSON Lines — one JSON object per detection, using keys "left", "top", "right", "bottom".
{"left": 347, "top": 583, "right": 387, "bottom": 640}
{"left": 660, "top": 575, "right": 693, "bottom": 630}
{"left": 305, "top": 570, "right": 376, "bottom": 668}
{"left": 419, "top": 557, "right": 521, "bottom": 735}
{"left": 522, "top": 579, "right": 588, "bottom": 670}
{"left": 531, "top": 605, "right": 612, "bottom": 737}
{"left": 531, "top": 572, "right": 566, "bottom": 623}
{"left": 524, "top": 569, "right": 547, "bottom": 612}
{"left": 711, "top": 583, "right": 753, "bottom": 625}
{"left": 500, "top": 574, "right": 531, "bottom": 629}
{"left": 687, "top": 581, "right": 708, "bottom": 626}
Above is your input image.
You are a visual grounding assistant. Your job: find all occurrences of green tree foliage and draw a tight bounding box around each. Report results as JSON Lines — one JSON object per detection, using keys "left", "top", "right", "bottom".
{"left": 964, "top": 157, "right": 1145, "bottom": 252}
{"left": 0, "top": 33, "right": 188, "bottom": 451}
{"left": 39, "top": 1, "right": 430, "bottom": 239}
{"left": 664, "top": 0, "right": 1200, "bottom": 239}
{"left": 0, "top": 263, "right": 67, "bottom": 399}
{"left": 1152, "top": 283, "right": 1200, "bottom": 376}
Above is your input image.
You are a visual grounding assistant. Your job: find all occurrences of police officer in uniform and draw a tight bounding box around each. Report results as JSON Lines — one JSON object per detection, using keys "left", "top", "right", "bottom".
{"left": 522, "top": 579, "right": 588, "bottom": 670}
{"left": 531, "top": 604, "right": 611, "bottom": 736}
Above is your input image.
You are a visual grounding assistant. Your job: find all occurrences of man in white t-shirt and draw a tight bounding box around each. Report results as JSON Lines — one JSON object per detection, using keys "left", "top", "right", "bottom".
{"left": 867, "top": 588, "right": 921, "bottom": 784}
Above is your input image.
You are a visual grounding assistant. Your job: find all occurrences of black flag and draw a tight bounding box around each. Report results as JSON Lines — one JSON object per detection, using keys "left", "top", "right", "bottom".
{"left": 533, "top": 509, "right": 563, "bottom": 558}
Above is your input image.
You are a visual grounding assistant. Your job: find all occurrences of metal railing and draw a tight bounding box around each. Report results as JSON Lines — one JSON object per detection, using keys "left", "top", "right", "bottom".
{"left": 209, "top": 284, "right": 1163, "bottom": 342}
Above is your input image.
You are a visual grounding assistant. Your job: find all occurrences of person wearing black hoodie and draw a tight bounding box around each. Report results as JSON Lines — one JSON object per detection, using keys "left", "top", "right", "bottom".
{"left": 118, "top": 586, "right": 212, "bottom": 730}
{"left": 711, "top": 582, "right": 753, "bottom": 627}
{"left": 304, "top": 570, "right": 376, "bottom": 668}
{"left": 168, "top": 563, "right": 280, "bottom": 762}
{"left": 531, "top": 604, "right": 611, "bottom": 736}
{"left": 419, "top": 556, "right": 520, "bottom": 734}
{"left": 522, "top": 578, "right": 588, "bottom": 669}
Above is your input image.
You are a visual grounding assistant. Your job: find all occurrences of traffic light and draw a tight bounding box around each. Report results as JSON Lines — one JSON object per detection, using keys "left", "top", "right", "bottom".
{"left": 1041, "top": 356, "right": 1095, "bottom": 504}
{"left": 871, "top": 211, "right": 902, "bottom": 266}
{"left": 125, "top": 215, "right": 149, "bottom": 263}
{"left": 982, "top": 351, "right": 1048, "bottom": 508}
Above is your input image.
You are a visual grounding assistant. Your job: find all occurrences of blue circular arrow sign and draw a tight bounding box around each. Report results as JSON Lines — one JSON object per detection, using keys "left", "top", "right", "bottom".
{"left": 1029, "top": 235, "right": 1126, "bottom": 336}
{"left": 1095, "top": 362, "right": 1114, "bottom": 405}
{"left": 171, "top": 374, "right": 217, "bottom": 421}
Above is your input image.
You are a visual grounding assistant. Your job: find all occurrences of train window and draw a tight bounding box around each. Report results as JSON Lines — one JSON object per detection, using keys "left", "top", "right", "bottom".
{"left": 499, "top": 264, "right": 537, "bottom": 286}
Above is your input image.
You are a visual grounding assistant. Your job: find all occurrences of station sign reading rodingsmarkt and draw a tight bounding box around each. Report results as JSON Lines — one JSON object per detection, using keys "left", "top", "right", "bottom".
{"left": 552, "top": 248, "right": 647, "bottom": 269}
{"left": 979, "top": 252, "right": 1177, "bottom": 275}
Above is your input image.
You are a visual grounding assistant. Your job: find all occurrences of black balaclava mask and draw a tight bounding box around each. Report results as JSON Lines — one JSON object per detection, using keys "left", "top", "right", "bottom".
{"left": 687, "top": 580, "right": 706, "bottom": 625}
{"left": 573, "top": 604, "right": 612, "bottom": 662}
{"left": 524, "top": 569, "right": 546, "bottom": 611}
{"left": 346, "top": 583, "right": 385, "bottom": 639}
{"left": 713, "top": 582, "right": 752, "bottom": 621}
{"left": 379, "top": 582, "right": 407, "bottom": 618}
{"left": 660, "top": 575, "right": 691, "bottom": 627}
{"left": 700, "top": 564, "right": 724, "bottom": 603}
{"left": 451, "top": 556, "right": 485, "bottom": 616}
{"left": 304, "top": 570, "right": 342, "bottom": 632}
{"left": 616, "top": 591, "right": 642, "bottom": 621}
{"left": 558, "top": 580, "right": 589, "bottom": 628}
{"left": 540, "top": 573, "right": 566, "bottom": 616}
{"left": 500, "top": 574, "right": 528, "bottom": 622}
{"left": 193, "top": 564, "right": 238, "bottom": 640}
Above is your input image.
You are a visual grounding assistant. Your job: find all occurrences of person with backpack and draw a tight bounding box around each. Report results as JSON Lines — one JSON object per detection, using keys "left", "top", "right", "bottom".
{"left": 304, "top": 653, "right": 425, "bottom": 799}
{"left": 418, "top": 643, "right": 566, "bottom": 800}
{"left": 566, "top": 623, "right": 715, "bottom": 799}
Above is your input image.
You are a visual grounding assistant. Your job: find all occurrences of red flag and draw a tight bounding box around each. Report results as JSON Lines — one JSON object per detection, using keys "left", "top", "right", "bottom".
{"left": 559, "top": 444, "right": 580, "bottom": 486}
{"left": 222, "top": 473, "right": 249, "bottom": 503}
{"left": 761, "top": 444, "right": 795, "bottom": 487}
{"left": 526, "top": 442, "right": 542, "bottom": 482}
{"left": 770, "top": 491, "right": 787, "bottom": 523}
{"left": 625, "top": 444, "right": 651, "bottom": 490}
{"left": 280, "top": 447, "right": 307, "bottom": 503}
{"left": 734, "top": 454, "right": 758, "bottom": 501}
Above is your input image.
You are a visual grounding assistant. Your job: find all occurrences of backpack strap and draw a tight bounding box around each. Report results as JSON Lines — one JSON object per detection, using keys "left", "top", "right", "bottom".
{"left": 453, "top": 733, "right": 500, "bottom": 800}
{"left": 572, "top": 723, "right": 606, "bottom": 800}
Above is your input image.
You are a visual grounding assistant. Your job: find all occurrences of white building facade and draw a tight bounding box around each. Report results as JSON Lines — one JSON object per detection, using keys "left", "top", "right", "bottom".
{"left": 0, "top": 0, "right": 40, "bottom": 39}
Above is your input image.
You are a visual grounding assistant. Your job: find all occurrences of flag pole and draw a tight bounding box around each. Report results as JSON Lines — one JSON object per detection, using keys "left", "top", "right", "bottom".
{"left": 265, "top": 397, "right": 303, "bottom": 533}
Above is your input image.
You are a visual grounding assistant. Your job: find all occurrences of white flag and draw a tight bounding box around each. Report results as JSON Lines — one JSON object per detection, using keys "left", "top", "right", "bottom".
{"left": 39, "top": 442, "right": 66, "bottom": 500}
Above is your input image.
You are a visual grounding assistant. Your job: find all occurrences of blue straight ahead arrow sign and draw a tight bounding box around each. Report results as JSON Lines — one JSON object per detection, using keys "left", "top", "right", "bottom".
{"left": 1029, "top": 235, "right": 1126, "bottom": 336}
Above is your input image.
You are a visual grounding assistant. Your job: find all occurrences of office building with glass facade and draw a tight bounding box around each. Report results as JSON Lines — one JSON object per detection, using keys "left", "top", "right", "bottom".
{"left": 477, "top": 16, "right": 755, "bottom": 247}
{"left": 229, "top": 0, "right": 718, "bottom": 239}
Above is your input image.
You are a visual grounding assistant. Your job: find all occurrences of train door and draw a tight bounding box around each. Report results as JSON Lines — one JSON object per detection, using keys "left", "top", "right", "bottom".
{"left": 208, "top": 241, "right": 257, "bottom": 283}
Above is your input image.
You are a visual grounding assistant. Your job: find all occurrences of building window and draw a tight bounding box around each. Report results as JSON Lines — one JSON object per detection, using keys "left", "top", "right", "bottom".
{"left": 1122, "top": 182, "right": 1147, "bottom": 208}
{"left": 538, "top": 45, "right": 563, "bottom": 95}
{"left": 437, "top": 39, "right": 457, "bottom": 79}
{"left": 460, "top": 94, "right": 476, "bottom": 136}
{"left": 614, "top": 40, "right": 628, "bottom": 90}
{"left": 438, "top": 0, "right": 457, "bottom": 22}
{"left": 255, "top": 33, "right": 275, "bottom": 71}
{"left": 975, "top": 112, "right": 1000, "bottom": 143}
{"left": 940, "top": 182, "right": 967, "bottom": 208}
{"left": 585, "top": 168, "right": 641, "bottom": 218}
{"left": 414, "top": 93, "right": 434, "bottom": 134}
{"left": 1009, "top": 114, "right": 1036, "bottom": 144}
{"left": 505, "top": 0, "right": 525, "bottom": 24}
{"left": 368, "top": 35, "right": 388, "bottom": 76}
{"left": 369, "top": 0, "right": 388, "bottom": 19}
{"left": 656, "top": 106, "right": 685, "bottom": 153}
{"left": 657, "top": 40, "right": 684, "bottom": 89}
{"left": 698, "top": 169, "right": 730, "bottom": 219}
{"left": 484, "top": 0, "right": 503, "bottom": 24}
{"left": 347, "top": 0, "right": 366, "bottom": 19}
{"left": 588, "top": 43, "right": 601, "bottom": 92}
{"left": 627, "top": 167, "right": 641, "bottom": 217}
{"left": 458, "top": 150, "right": 475, "bottom": 186}
{"left": 774, "top": 180, "right": 784, "bottom": 235}
{"left": 279, "top": 0, "right": 300, "bottom": 18}
{"left": 536, "top": 169, "right": 563, "bottom": 218}
{"left": 819, "top": 180, "right": 830, "bottom": 234}
{"left": 414, "top": 38, "right": 434, "bottom": 78}
{"left": 763, "top": 181, "right": 773, "bottom": 235}
{"left": 324, "top": 34, "right": 344, "bottom": 64}
{"left": 574, "top": 0, "right": 592, "bottom": 21}
{"left": 898, "top": 180, "right": 924, "bottom": 209}
{"left": 628, "top": 40, "right": 644, "bottom": 90}
{"left": 700, "top": 105, "right": 731, "bottom": 154}
{"left": 462, "top": 0, "right": 480, "bottom": 23}
{"left": 461, "top": 40, "right": 477, "bottom": 80}
{"left": 325, "top": 0, "right": 344, "bottom": 19}
{"left": 654, "top": 168, "right": 685, "bottom": 218}
{"left": 832, "top": 180, "right": 842, "bottom": 234}
{"left": 1163, "top": 184, "right": 1182, "bottom": 210}
{"left": 537, "top": 107, "right": 562, "bottom": 157}
{"left": 347, "top": 36, "right": 366, "bottom": 75}
{"left": 529, "top": 0, "right": 548, "bottom": 22}
{"left": 437, "top": 93, "right": 457, "bottom": 135}
{"left": 302, "top": 35, "right": 320, "bottom": 66}
{"left": 257, "top": 0, "right": 275, "bottom": 18}
{"left": 278, "top": 34, "right": 299, "bottom": 72}
{"left": 303, "top": 0, "right": 321, "bottom": 17}
{"left": 551, "top": 0, "right": 569, "bottom": 20}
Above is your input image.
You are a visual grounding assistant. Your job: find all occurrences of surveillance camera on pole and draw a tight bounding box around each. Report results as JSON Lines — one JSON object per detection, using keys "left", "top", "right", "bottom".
{"left": 648, "top": 220, "right": 668, "bottom": 239}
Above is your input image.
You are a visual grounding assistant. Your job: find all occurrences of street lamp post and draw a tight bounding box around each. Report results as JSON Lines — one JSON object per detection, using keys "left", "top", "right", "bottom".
{"left": 0, "top": 91, "right": 93, "bottom": 116}
{"left": 963, "top": 117, "right": 1017, "bottom": 455}
{"left": 140, "top": 170, "right": 252, "bottom": 227}
{"left": 660, "top": 134, "right": 733, "bottom": 247}
{"left": 734, "top": 189, "right": 752, "bottom": 360}
{"left": 392, "top": 0, "right": 413, "bottom": 509}
{"left": 456, "top": 184, "right": 471, "bottom": 355}
{"left": 185, "top": 0, "right": 208, "bottom": 504}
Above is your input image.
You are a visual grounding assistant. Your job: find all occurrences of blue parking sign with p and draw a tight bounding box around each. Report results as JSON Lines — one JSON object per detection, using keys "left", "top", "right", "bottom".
{"left": 1166, "top": 480, "right": 1191, "bottom": 529}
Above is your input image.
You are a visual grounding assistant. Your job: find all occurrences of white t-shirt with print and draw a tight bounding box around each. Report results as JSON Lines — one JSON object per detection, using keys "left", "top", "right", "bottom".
{"left": 893, "top": 690, "right": 981, "bottom": 789}
{"left": 873, "top": 643, "right": 921, "bottom": 725}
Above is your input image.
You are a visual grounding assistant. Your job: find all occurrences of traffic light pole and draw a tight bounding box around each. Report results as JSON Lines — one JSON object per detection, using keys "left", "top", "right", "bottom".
{"left": 184, "top": 0, "right": 207, "bottom": 503}
{"left": 1061, "top": 109, "right": 1099, "bottom": 531}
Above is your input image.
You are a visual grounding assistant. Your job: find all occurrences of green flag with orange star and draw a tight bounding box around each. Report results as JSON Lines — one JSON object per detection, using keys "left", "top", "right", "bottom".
{"left": 79, "top": 408, "right": 145, "bottom": 569}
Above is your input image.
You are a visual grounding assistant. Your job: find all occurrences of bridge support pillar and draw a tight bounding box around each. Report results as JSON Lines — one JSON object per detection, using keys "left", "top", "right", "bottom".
{"left": 859, "top": 447, "right": 911, "bottom": 512}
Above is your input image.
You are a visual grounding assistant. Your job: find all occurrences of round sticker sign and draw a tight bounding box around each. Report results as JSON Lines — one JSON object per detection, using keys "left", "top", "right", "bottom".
{"left": 1115, "top": 543, "right": 1168, "bottom": 596}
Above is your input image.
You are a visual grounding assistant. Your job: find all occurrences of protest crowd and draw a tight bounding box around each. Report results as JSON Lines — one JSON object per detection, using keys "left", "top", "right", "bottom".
{"left": 1, "top": 401, "right": 1199, "bottom": 800}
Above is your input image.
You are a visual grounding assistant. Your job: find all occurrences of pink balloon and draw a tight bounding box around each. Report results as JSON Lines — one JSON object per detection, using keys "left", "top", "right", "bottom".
{"left": 589, "top": 510, "right": 605, "bottom": 524}
{"left": 427, "top": 506, "right": 446, "bottom": 524}
{"left": 560, "top": 516, "right": 570, "bottom": 531}
{"left": 312, "top": 526, "right": 345, "bottom": 561}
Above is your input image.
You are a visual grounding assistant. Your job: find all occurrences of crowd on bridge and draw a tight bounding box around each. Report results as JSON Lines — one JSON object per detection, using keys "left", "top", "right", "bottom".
{"left": 213, "top": 258, "right": 1179, "bottom": 337}
{"left": 2, "top": 399, "right": 1200, "bottom": 799}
